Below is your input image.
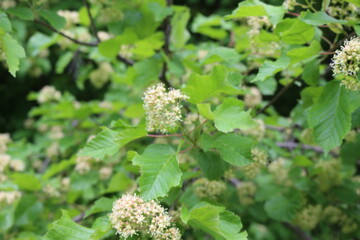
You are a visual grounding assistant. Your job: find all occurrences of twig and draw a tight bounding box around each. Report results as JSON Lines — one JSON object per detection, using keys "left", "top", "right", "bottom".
{"left": 283, "top": 222, "right": 312, "bottom": 240}
{"left": 276, "top": 141, "right": 339, "bottom": 156}
{"left": 319, "top": 51, "right": 335, "bottom": 55}
{"left": 82, "top": 0, "right": 100, "bottom": 42}
{"left": 72, "top": 212, "right": 85, "bottom": 223}
{"left": 159, "top": 0, "right": 173, "bottom": 88}
{"left": 287, "top": 12, "right": 300, "bottom": 17}
{"left": 147, "top": 134, "right": 183, "bottom": 137}
{"left": 40, "top": 157, "right": 51, "bottom": 173}
{"left": 257, "top": 78, "right": 296, "bottom": 115}
{"left": 116, "top": 54, "right": 135, "bottom": 66}
{"left": 34, "top": 19, "right": 98, "bottom": 47}
{"left": 179, "top": 146, "right": 194, "bottom": 154}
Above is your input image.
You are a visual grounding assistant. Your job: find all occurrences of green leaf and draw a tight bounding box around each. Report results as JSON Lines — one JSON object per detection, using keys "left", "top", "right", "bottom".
{"left": 11, "top": 173, "right": 42, "bottom": 191}
{"left": 43, "top": 210, "right": 95, "bottom": 240}
{"left": 0, "top": 11, "right": 12, "bottom": 32}
{"left": 79, "top": 126, "right": 147, "bottom": 159}
{"left": 299, "top": 11, "right": 347, "bottom": 26}
{"left": 302, "top": 59, "right": 320, "bottom": 86}
{"left": 308, "top": 81, "right": 352, "bottom": 152}
{"left": 197, "top": 103, "right": 215, "bottom": 120}
{"left": 264, "top": 190, "right": 302, "bottom": 222}
{"left": 43, "top": 159, "right": 75, "bottom": 180}
{"left": 192, "top": 15, "right": 227, "bottom": 40}
{"left": 147, "top": 2, "right": 173, "bottom": 22}
{"left": 252, "top": 55, "right": 290, "bottom": 82}
{"left": 181, "top": 202, "right": 247, "bottom": 240}
{"left": 132, "top": 144, "right": 182, "bottom": 200}
{"left": 213, "top": 134, "right": 254, "bottom": 166}
{"left": 276, "top": 19, "right": 315, "bottom": 44}
{"left": 14, "top": 195, "right": 43, "bottom": 226}
{"left": 1, "top": 34, "right": 26, "bottom": 77}
{"left": 6, "top": 7, "right": 34, "bottom": 21}
{"left": 183, "top": 65, "right": 229, "bottom": 103}
{"left": 85, "top": 197, "right": 114, "bottom": 218}
{"left": 225, "top": 0, "right": 285, "bottom": 25}
{"left": 171, "top": 6, "right": 190, "bottom": 49}
{"left": 213, "top": 98, "right": 258, "bottom": 133}
{"left": 202, "top": 47, "right": 243, "bottom": 64}
{"left": 286, "top": 40, "right": 321, "bottom": 64}
{"left": 56, "top": 52, "right": 73, "bottom": 74}
{"left": 40, "top": 10, "right": 66, "bottom": 30}
{"left": 194, "top": 150, "right": 227, "bottom": 180}
{"left": 105, "top": 172, "right": 132, "bottom": 193}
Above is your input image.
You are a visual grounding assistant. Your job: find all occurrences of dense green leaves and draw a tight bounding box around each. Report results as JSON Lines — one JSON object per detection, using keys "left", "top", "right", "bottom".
{"left": 181, "top": 202, "right": 247, "bottom": 240}
{"left": 43, "top": 211, "right": 95, "bottom": 240}
{"left": 308, "top": 81, "right": 353, "bottom": 152}
{"left": 132, "top": 144, "right": 182, "bottom": 200}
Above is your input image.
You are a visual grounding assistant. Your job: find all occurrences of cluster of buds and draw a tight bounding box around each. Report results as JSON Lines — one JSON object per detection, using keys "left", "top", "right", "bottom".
{"left": 37, "top": 86, "right": 62, "bottom": 104}
{"left": 57, "top": 10, "right": 79, "bottom": 28}
{"left": 322, "top": 206, "right": 358, "bottom": 234}
{"left": 293, "top": 205, "right": 322, "bottom": 231}
{"left": 331, "top": 37, "right": 360, "bottom": 91}
{"left": 0, "top": 154, "right": 11, "bottom": 180}
{"left": 241, "top": 119, "right": 265, "bottom": 140}
{"left": 193, "top": 178, "right": 227, "bottom": 200}
{"left": 327, "top": 0, "right": 359, "bottom": 20}
{"left": 9, "top": 159, "right": 25, "bottom": 172}
{"left": 75, "top": 156, "right": 100, "bottom": 174}
{"left": 46, "top": 142, "right": 60, "bottom": 159}
{"left": 43, "top": 184, "right": 61, "bottom": 198}
{"left": 244, "top": 87, "right": 262, "bottom": 108}
{"left": 183, "top": 112, "right": 206, "bottom": 132}
{"left": 268, "top": 158, "right": 292, "bottom": 186}
{"left": 1, "top": 0, "right": 15, "bottom": 9}
{"left": 236, "top": 182, "right": 256, "bottom": 206}
{"left": 98, "top": 31, "right": 113, "bottom": 41}
{"left": 49, "top": 126, "right": 64, "bottom": 140}
{"left": 247, "top": 16, "right": 271, "bottom": 38}
{"left": 0, "top": 191, "right": 21, "bottom": 205}
{"left": 97, "top": 8, "right": 123, "bottom": 24}
{"left": 109, "top": 194, "right": 181, "bottom": 239}
{"left": 282, "top": 0, "right": 297, "bottom": 11}
{"left": 99, "top": 167, "right": 112, "bottom": 180}
{"left": 242, "top": 148, "right": 267, "bottom": 179}
{"left": 89, "top": 62, "right": 114, "bottom": 88}
{"left": 315, "top": 159, "right": 342, "bottom": 191}
{"left": 0, "top": 133, "right": 11, "bottom": 153}
{"left": 143, "top": 84, "right": 189, "bottom": 133}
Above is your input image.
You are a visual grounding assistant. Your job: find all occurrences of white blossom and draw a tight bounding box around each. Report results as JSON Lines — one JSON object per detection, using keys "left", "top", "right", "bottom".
{"left": 37, "top": 86, "right": 62, "bottom": 103}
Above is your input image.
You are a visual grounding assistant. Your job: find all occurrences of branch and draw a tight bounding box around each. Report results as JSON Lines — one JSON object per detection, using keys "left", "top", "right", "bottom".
{"left": 159, "top": 0, "right": 173, "bottom": 88}
{"left": 257, "top": 78, "right": 296, "bottom": 115}
{"left": 116, "top": 54, "right": 135, "bottom": 66}
{"left": 147, "top": 134, "right": 183, "bottom": 137}
{"left": 72, "top": 212, "right": 85, "bottom": 223}
{"left": 34, "top": 19, "right": 98, "bottom": 47}
{"left": 276, "top": 141, "right": 339, "bottom": 156}
{"left": 82, "top": 0, "right": 100, "bottom": 42}
{"left": 283, "top": 222, "right": 312, "bottom": 240}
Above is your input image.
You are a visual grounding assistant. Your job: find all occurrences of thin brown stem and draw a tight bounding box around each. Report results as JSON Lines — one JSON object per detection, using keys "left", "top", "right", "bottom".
{"left": 147, "top": 134, "right": 183, "bottom": 137}
{"left": 34, "top": 19, "right": 98, "bottom": 47}
{"left": 287, "top": 12, "right": 300, "bottom": 17}
{"left": 319, "top": 51, "right": 335, "bottom": 55}
{"left": 82, "top": 0, "right": 100, "bottom": 42}
{"left": 179, "top": 146, "right": 195, "bottom": 154}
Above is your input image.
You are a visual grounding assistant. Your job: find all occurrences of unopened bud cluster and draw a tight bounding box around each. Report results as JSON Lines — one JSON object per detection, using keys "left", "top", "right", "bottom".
{"left": 242, "top": 148, "right": 267, "bottom": 179}
{"left": 75, "top": 156, "right": 100, "bottom": 174}
{"left": 268, "top": 158, "right": 292, "bottom": 186}
{"left": 241, "top": 119, "right": 265, "bottom": 140}
{"left": 57, "top": 10, "right": 79, "bottom": 28}
{"left": 244, "top": 87, "right": 262, "bottom": 108}
{"left": 1, "top": 0, "right": 15, "bottom": 9}
{"left": 331, "top": 37, "right": 360, "bottom": 91}
{"left": 236, "top": 182, "right": 256, "bottom": 206}
{"left": 143, "top": 83, "right": 189, "bottom": 133}
{"left": 283, "top": 0, "right": 297, "bottom": 11}
{"left": 89, "top": 62, "right": 114, "bottom": 88}
{"left": 315, "top": 159, "right": 342, "bottom": 191}
{"left": 0, "top": 191, "right": 21, "bottom": 205}
{"left": 0, "top": 133, "right": 11, "bottom": 153}
{"left": 37, "top": 86, "right": 62, "bottom": 104}
{"left": 322, "top": 206, "right": 358, "bottom": 234}
{"left": 109, "top": 194, "right": 181, "bottom": 239}
{"left": 327, "top": 0, "right": 359, "bottom": 20}
{"left": 293, "top": 205, "right": 322, "bottom": 231}
{"left": 193, "top": 178, "right": 226, "bottom": 200}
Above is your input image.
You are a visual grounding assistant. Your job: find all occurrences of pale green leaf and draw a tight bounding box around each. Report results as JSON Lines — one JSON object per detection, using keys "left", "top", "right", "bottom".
{"left": 79, "top": 126, "right": 147, "bottom": 159}
{"left": 299, "top": 11, "right": 347, "bottom": 26}
{"left": 252, "top": 55, "right": 290, "bottom": 82}
{"left": 170, "top": 6, "right": 190, "bottom": 49}
{"left": 308, "top": 81, "right": 352, "bottom": 152}
{"left": 213, "top": 134, "right": 254, "bottom": 166}
{"left": 147, "top": 2, "right": 173, "bottom": 22}
{"left": 132, "top": 144, "right": 182, "bottom": 200}
{"left": 286, "top": 40, "right": 321, "bottom": 64}
{"left": 40, "top": 10, "right": 66, "bottom": 30}
{"left": 11, "top": 173, "right": 41, "bottom": 191}
{"left": 43, "top": 210, "right": 95, "bottom": 240}
{"left": 85, "top": 197, "right": 114, "bottom": 218}
{"left": 276, "top": 19, "right": 315, "bottom": 44}
{"left": 0, "top": 12, "right": 12, "bottom": 32}
{"left": 197, "top": 103, "right": 215, "bottom": 120}
{"left": 7, "top": 7, "right": 34, "bottom": 21}
{"left": 264, "top": 191, "right": 302, "bottom": 222}
{"left": 1, "top": 34, "right": 26, "bottom": 77}
{"left": 181, "top": 202, "right": 247, "bottom": 240}
{"left": 213, "top": 98, "right": 258, "bottom": 133}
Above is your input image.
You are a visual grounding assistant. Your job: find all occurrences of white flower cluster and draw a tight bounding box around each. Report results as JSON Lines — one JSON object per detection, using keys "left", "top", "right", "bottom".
{"left": 0, "top": 191, "right": 21, "bottom": 205}
{"left": 57, "top": 10, "right": 79, "bottom": 28}
{"left": 283, "top": 0, "right": 297, "bottom": 10}
{"left": 293, "top": 205, "right": 322, "bottom": 231}
{"left": 242, "top": 148, "right": 268, "bottom": 179}
{"left": 331, "top": 37, "right": 360, "bottom": 91}
{"left": 244, "top": 87, "right": 262, "bottom": 108}
{"left": 49, "top": 126, "right": 64, "bottom": 140}
{"left": 75, "top": 156, "right": 100, "bottom": 174}
{"left": 268, "top": 158, "right": 292, "bottom": 186}
{"left": 37, "top": 86, "right": 62, "bottom": 104}
{"left": 0, "top": 133, "right": 11, "bottom": 153}
{"left": 98, "top": 31, "right": 113, "bottom": 41}
{"left": 241, "top": 119, "right": 265, "bottom": 140}
{"left": 89, "top": 62, "right": 114, "bottom": 88}
{"left": 109, "top": 194, "right": 181, "bottom": 240}
{"left": 99, "top": 166, "right": 112, "bottom": 180}
{"left": 143, "top": 84, "right": 189, "bottom": 133}
{"left": 247, "top": 16, "right": 271, "bottom": 38}
{"left": 327, "top": 0, "right": 359, "bottom": 20}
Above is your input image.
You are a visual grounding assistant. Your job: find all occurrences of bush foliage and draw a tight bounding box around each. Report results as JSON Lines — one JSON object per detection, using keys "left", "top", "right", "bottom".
{"left": 0, "top": 0, "right": 360, "bottom": 239}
